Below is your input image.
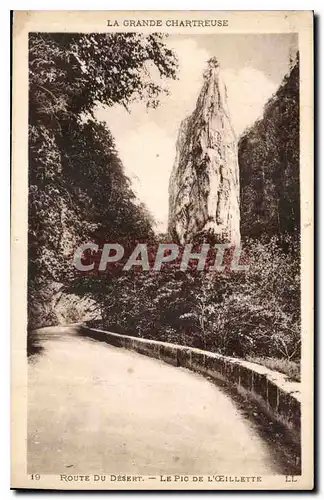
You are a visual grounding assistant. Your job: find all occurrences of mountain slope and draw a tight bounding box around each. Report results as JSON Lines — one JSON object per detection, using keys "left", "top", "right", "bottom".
{"left": 238, "top": 55, "right": 300, "bottom": 239}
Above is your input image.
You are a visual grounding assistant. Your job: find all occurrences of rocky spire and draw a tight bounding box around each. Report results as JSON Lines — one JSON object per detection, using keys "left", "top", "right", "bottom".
{"left": 168, "top": 58, "right": 240, "bottom": 245}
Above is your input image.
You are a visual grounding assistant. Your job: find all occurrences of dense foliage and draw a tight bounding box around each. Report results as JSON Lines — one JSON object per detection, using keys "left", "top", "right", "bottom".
{"left": 239, "top": 54, "right": 299, "bottom": 239}
{"left": 29, "top": 35, "right": 300, "bottom": 371}
{"left": 82, "top": 236, "right": 300, "bottom": 363}
{"left": 28, "top": 32, "right": 178, "bottom": 328}
{"left": 77, "top": 58, "right": 301, "bottom": 365}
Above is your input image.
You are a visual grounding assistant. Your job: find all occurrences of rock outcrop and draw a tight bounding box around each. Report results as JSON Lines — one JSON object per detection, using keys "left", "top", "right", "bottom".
{"left": 168, "top": 57, "right": 240, "bottom": 245}
{"left": 238, "top": 56, "right": 299, "bottom": 239}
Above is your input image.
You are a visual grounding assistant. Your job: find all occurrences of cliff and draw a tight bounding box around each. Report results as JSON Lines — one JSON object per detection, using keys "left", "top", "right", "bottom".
{"left": 168, "top": 57, "right": 240, "bottom": 245}
{"left": 238, "top": 55, "right": 300, "bottom": 239}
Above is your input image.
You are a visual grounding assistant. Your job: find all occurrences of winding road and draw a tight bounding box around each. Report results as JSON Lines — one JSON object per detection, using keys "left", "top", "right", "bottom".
{"left": 28, "top": 327, "right": 284, "bottom": 475}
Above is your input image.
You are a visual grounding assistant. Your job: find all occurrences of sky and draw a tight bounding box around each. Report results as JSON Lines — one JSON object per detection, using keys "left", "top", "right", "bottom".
{"left": 95, "top": 33, "right": 298, "bottom": 233}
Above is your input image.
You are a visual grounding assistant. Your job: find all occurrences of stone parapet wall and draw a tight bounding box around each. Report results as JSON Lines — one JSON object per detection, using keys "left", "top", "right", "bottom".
{"left": 80, "top": 326, "right": 301, "bottom": 439}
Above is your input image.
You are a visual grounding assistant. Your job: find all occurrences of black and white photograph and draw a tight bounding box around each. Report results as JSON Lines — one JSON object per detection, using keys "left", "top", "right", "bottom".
{"left": 11, "top": 10, "right": 314, "bottom": 491}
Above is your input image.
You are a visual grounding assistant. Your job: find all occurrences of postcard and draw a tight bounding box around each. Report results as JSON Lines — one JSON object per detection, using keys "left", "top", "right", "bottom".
{"left": 11, "top": 10, "right": 314, "bottom": 490}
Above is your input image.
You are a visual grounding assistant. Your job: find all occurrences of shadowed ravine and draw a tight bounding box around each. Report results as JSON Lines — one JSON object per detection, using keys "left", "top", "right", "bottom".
{"left": 28, "top": 327, "right": 295, "bottom": 476}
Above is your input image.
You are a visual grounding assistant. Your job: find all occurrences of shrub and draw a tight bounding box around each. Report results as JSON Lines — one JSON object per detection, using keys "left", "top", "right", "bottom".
{"left": 85, "top": 235, "right": 300, "bottom": 365}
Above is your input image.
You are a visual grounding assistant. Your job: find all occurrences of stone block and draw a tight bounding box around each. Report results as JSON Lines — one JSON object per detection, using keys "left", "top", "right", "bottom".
{"left": 177, "top": 348, "right": 192, "bottom": 368}
{"left": 267, "top": 380, "right": 279, "bottom": 412}
{"left": 239, "top": 365, "right": 253, "bottom": 391}
{"left": 277, "top": 389, "right": 301, "bottom": 430}
{"left": 191, "top": 350, "right": 206, "bottom": 373}
{"left": 252, "top": 372, "right": 268, "bottom": 400}
{"left": 159, "top": 344, "right": 178, "bottom": 366}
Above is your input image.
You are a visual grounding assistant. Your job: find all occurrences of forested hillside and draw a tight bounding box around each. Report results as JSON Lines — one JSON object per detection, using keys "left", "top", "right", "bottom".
{"left": 28, "top": 36, "right": 301, "bottom": 379}
{"left": 238, "top": 55, "right": 299, "bottom": 240}
{"left": 28, "top": 32, "right": 178, "bottom": 328}
{"left": 83, "top": 58, "right": 301, "bottom": 376}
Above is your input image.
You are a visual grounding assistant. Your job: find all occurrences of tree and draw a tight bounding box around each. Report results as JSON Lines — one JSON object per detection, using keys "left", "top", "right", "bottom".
{"left": 28, "top": 32, "right": 178, "bottom": 328}
{"left": 29, "top": 33, "right": 178, "bottom": 120}
{"left": 238, "top": 53, "right": 300, "bottom": 241}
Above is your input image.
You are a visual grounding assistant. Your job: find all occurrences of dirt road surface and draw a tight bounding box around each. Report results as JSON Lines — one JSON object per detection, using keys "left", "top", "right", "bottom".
{"left": 28, "top": 327, "right": 283, "bottom": 475}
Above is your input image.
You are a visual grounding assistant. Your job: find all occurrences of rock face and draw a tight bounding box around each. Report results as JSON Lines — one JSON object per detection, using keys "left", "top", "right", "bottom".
{"left": 238, "top": 56, "right": 299, "bottom": 239}
{"left": 168, "top": 58, "right": 240, "bottom": 245}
